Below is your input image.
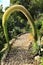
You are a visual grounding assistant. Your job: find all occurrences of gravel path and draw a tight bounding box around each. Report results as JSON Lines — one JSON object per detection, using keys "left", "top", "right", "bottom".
{"left": 1, "top": 33, "right": 38, "bottom": 65}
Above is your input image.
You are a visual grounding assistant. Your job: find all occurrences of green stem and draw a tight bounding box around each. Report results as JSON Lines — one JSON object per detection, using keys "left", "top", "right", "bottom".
{"left": 2, "top": 5, "right": 37, "bottom": 48}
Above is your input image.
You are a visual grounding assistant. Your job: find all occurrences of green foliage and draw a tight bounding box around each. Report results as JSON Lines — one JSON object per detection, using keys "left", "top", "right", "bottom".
{"left": 7, "top": 11, "right": 32, "bottom": 40}
{"left": 0, "top": 10, "right": 6, "bottom": 51}
{"left": 32, "top": 41, "right": 39, "bottom": 55}
{"left": 39, "top": 57, "right": 43, "bottom": 65}
{"left": 10, "top": 0, "right": 43, "bottom": 19}
{"left": 35, "top": 14, "right": 43, "bottom": 36}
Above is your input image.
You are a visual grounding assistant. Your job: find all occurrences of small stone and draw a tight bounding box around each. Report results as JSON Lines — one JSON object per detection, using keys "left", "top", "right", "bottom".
{"left": 35, "top": 55, "right": 40, "bottom": 60}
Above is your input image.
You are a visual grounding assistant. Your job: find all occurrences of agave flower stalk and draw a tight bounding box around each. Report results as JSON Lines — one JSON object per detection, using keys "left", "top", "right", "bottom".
{"left": 2, "top": 5, "right": 38, "bottom": 53}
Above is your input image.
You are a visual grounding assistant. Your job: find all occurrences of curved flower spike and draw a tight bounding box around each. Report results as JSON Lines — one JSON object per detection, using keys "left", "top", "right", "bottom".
{"left": 2, "top": 5, "right": 37, "bottom": 43}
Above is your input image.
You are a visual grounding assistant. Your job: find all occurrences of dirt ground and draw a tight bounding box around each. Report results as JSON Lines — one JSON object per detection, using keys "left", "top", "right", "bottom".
{"left": 1, "top": 33, "right": 40, "bottom": 65}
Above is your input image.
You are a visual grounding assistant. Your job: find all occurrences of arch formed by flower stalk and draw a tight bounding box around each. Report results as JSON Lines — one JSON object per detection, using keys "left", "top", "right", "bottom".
{"left": 2, "top": 5, "right": 38, "bottom": 52}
